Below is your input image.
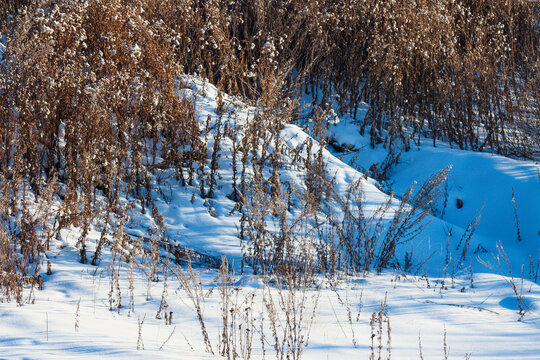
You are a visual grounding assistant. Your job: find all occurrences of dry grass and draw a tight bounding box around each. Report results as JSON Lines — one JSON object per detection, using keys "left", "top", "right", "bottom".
{"left": 0, "top": 10, "right": 536, "bottom": 360}
{"left": 0, "top": 1, "right": 536, "bottom": 282}
{"left": 139, "top": 0, "right": 540, "bottom": 157}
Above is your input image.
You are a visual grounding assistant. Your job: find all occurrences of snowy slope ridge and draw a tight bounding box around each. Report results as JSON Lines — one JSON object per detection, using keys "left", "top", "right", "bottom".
{"left": 1, "top": 76, "right": 539, "bottom": 359}
{"left": 130, "top": 77, "right": 482, "bottom": 275}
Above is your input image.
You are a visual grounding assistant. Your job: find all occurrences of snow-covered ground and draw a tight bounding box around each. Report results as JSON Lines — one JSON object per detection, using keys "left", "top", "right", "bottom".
{"left": 1, "top": 250, "right": 539, "bottom": 359}
{"left": 1, "top": 77, "right": 539, "bottom": 359}
{"left": 329, "top": 115, "right": 540, "bottom": 275}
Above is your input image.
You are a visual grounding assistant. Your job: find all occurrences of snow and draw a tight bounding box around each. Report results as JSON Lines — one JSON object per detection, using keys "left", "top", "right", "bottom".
{"left": 327, "top": 110, "right": 540, "bottom": 275}
{"left": 1, "top": 76, "right": 539, "bottom": 359}
{"left": 2, "top": 259, "right": 539, "bottom": 359}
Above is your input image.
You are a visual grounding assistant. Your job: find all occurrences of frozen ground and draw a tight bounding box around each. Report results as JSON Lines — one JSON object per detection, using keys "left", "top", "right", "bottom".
{"left": 0, "top": 77, "right": 539, "bottom": 359}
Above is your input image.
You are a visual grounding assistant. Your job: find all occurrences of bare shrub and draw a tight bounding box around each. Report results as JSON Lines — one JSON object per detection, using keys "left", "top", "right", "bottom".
{"left": 0, "top": 225, "right": 26, "bottom": 304}
{"left": 0, "top": 172, "right": 56, "bottom": 304}
{"left": 331, "top": 167, "right": 450, "bottom": 273}
{"left": 240, "top": 176, "right": 319, "bottom": 285}
{"left": 0, "top": 0, "right": 200, "bottom": 295}
{"left": 0, "top": 0, "right": 197, "bottom": 205}
{"left": 0, "top": 0, "right": 29, "bottom": 21}
{"left": 139, "top": 0, "right": 540, "bottom": 157}
{"left": 480, "top": 241, "right": 529, "bottom": 320}
{"left": 174, "top": 260, "right": 214, "bottom": 354}
{"left": 262, "top": 271, "right": 320, "bottom": 360}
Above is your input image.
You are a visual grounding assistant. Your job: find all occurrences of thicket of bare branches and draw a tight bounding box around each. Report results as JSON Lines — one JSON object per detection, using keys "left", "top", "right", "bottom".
{"left": 0, "top": 0, "right": 538, "bottom": 298}
{"left": 0, "top": 0, "right": 201, "bottom": 298}
{"left": 1, "top": 0, "right": 539, "bottom": 156}
{"left": 139, "top": 0, "right": 540, "bottom": 156}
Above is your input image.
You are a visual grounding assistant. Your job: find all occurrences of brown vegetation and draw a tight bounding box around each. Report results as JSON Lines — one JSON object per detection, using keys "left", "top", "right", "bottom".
{"left": 0, "top": 0, "right": 538, "bottom": 302}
